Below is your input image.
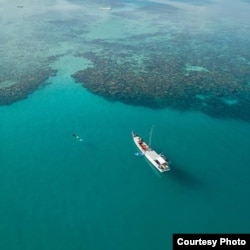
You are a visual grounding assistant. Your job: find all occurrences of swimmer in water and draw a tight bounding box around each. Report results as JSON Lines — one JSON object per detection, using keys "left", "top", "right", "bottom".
{"left": 72, "top": 134, "right": 83, "bottom": 141}
{"left": 72, "top": 134, "right": 79, "bottom": 139}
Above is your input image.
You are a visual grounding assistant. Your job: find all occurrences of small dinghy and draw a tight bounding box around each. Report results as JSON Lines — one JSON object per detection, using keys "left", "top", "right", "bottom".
{"left": 134, "top": 152, "right": 144, "bottom": 157}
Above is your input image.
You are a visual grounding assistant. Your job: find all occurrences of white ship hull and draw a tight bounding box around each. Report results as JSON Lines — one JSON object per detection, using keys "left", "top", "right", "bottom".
{"left": 132, "top": 132, "right": 170, "bottom": 173}
{"left": 99, "top": 6, "right": 112, "bottom": 10}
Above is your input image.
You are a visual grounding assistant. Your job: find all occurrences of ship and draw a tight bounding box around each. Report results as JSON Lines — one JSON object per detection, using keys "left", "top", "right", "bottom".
{"left": 132, "top": 132, "right": 170, "bottom": 173}
{"left": 99, "top": 6, "right": 112, "bottom": 10}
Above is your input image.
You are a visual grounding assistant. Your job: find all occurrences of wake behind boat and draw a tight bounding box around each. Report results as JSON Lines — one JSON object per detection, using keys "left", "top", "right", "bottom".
{"left": 132, "top": 132, "right": 170, "bottom": 173}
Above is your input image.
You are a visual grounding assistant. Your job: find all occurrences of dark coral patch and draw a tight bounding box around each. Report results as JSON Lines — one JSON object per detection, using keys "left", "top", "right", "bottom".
{"left": 72, "top": 32, "right": 250, "bottom": 122}
{"left": 0, "top": 67, "right": 57, "bottom": 105}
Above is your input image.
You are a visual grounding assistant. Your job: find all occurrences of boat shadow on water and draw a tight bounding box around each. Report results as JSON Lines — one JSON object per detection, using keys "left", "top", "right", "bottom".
{"left": 164, "top": 163, "right": 205, "bottom": 189}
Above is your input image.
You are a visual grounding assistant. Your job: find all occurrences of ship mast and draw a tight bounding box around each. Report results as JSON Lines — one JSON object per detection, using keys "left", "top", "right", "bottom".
{"left": 148, "top": 125, "right": 155, "bottom": 146}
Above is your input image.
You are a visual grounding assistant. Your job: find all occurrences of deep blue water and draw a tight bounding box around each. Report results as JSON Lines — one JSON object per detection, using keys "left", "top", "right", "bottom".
{"left": 1, "top": 73, "right": 250, "bottom": 250}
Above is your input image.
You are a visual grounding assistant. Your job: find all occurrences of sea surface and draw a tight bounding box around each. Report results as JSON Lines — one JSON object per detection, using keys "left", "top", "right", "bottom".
{"left": 0, "top": 1, "right": 250, "bottom": 250}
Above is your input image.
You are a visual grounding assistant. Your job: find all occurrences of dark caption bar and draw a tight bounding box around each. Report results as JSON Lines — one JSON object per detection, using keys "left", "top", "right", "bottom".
{"left": 173, "top": 234, "right": 249, "bottom": 249}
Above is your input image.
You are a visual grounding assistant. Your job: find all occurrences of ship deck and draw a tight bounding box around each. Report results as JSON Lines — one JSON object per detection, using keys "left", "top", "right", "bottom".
{"left": 145, "top": 150, "right": 160, "bottom": 160}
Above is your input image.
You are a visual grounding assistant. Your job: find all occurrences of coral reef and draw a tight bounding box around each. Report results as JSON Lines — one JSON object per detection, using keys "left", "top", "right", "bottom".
{"left": 0, "top": 67, "right": 57, "bottom": 105}
{"left": 72, "top": 32, "right": 250, "bottom": 121}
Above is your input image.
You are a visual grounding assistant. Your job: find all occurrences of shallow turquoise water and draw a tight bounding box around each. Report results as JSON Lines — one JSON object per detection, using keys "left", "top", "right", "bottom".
{"left": 1, "top": 72, "right": 250, "bottom": 250}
